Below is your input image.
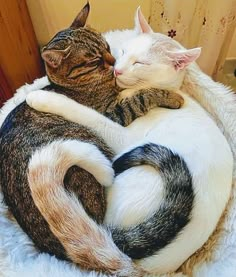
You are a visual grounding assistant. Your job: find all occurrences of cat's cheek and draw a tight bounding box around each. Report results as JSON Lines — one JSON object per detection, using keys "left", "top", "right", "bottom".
{"left": 116, "top": 77, "right": 136, "bottom": 88}
{"left": 116, "top": 78, "right": 128, "bottom": 88}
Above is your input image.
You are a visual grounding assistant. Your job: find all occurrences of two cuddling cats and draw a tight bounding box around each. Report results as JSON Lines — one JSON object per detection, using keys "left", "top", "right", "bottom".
{"left": 0, "top": 3, "right": 233, "bottom": 276}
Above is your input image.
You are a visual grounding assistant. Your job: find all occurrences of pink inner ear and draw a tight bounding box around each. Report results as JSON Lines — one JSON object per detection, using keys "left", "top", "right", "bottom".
{"left": 174, "top": 57, "right": 191, "bottom": 70}
{"left": 167, "top": 48, "right": 201, "bottom": 71}
{"left": 42, "top": 50, "right": 63, "bottom": 68}
{"left": 41, "top": 46, "right": 71, "bottom": 69}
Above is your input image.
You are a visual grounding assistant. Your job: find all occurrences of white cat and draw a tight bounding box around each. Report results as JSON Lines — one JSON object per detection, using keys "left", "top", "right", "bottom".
{"left": 26, "top": 8, "right": 233, "bottom": 275}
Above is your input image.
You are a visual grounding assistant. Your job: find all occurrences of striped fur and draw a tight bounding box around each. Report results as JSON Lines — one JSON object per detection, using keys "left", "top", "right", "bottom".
{"left": 111, "top": 143, "right": 193, "bottom": 258}
{"left": 106, "top": 88, "right": 184, "bottom": 126}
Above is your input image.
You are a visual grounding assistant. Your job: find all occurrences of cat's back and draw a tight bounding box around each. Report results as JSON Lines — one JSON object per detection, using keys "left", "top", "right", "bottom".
{"left": 0, "top": 101, "right": 111, "bottom": 259}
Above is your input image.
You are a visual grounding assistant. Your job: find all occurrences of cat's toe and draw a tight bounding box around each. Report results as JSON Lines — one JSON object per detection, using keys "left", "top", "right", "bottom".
{"left": 170, "top": 94, "right": 184, "bottom": 108}
{"left": 175, "top": 100, "right": 184, "bottom": 108}
{"left": 177, "top": 95, "right": 184, "bottom": 107}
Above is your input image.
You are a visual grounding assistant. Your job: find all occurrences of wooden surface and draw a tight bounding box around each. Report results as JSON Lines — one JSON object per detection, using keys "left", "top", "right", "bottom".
{"left": 0, "top": 0, "right": 45, "bottom": 107}
{"left": 0, "top": 66, "right": 12, "bottom": 107}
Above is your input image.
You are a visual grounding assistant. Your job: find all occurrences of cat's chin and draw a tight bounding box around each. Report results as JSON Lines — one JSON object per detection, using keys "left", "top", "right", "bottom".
{"left": 116, "top": 78, "right": 136, "bottom": 88}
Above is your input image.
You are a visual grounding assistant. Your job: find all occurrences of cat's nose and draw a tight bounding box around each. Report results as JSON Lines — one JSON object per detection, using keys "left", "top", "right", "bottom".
{"left": 114, "top": 69, "right": 122, "bottom": 76}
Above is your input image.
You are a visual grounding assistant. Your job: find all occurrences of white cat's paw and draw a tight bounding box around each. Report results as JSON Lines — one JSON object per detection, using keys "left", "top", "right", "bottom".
{"left": 26, "top": 90, "right": 51, "bottom": 112}
{"left": 26, "top": 90, "right": 66, "bottom": 114}
{"left": 95, "top": 163, "right": 114, "bottom": 187}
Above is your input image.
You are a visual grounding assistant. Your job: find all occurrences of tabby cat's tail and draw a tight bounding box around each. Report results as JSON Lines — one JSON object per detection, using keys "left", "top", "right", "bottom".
{"left": 27, "top": 139, "right": 142, "bottom": 277}
{"left": 111, "top": 143, "right": 194, "bottom": 259}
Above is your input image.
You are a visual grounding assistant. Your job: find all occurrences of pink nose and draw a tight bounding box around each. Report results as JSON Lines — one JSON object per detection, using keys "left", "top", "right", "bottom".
{"left": 114, "top": 69, "right": 122, "bottom": 77}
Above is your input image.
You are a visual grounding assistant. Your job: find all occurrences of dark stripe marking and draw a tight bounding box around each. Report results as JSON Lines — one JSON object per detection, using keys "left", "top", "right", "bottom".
{"left": 111, "top": 143, "right": 194, "bottom": 259}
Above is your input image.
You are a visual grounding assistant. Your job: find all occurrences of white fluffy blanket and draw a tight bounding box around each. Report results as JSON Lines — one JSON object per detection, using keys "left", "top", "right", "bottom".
{"left": 0, "top": 78, "right": 236, "bottom": 277}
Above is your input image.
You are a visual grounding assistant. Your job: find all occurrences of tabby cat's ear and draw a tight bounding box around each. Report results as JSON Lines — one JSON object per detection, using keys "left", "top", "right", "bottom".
{"left": 41, "top": 46, "right": 71, "bottom": 68}
{"left": 70, "top": 2, "right": 90, "bottom": 29}
{"left": 167, "top": 48, "right": 201, "bottom": 71}
{"left": 135, "top": 7, "right": 153, "bottom": 34}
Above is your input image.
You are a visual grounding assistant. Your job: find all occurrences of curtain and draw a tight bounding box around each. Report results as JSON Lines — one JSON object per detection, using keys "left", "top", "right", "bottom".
{"left": 150, "top": 0, "right": 236, "bottom": 80}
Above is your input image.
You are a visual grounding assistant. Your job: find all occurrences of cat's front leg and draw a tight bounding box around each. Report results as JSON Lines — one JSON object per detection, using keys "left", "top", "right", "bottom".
{"left": 26, "top": 91, "right": 130, "bottom": 153}
{"left": 26, "top": 90, "right": 68, "bottom": 115}
{"left": 119, "top": 88, "right": 184, "bottom": 109}
{"left": 134, "top": 88, "right": 184, "bottom": 109}
{"left": 112, "top": 88, "right": 184, "bottom": 127}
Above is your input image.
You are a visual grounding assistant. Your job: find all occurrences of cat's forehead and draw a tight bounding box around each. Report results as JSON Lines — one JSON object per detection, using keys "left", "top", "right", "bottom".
{"left": 123, "top": 34, "right": 153, "bottom": 55}
{"left": 46, "top": 29, "right": 73, "bottom": 49}
{"left": 123, "top": 33, "right": 179, "bottom": 55}
{"left": 46, "top": 27, "right": 107, "bottom": 51}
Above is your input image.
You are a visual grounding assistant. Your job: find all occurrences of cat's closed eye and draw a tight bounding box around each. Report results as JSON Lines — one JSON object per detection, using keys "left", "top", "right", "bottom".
{"left": 133, "top": 61, "right": 149, "bottom": 66}
{"left": 86, "top": 58, "right": 102, "bottom": 67}
{"left": 66, "top": 58, "right": 102, "bottom": 79}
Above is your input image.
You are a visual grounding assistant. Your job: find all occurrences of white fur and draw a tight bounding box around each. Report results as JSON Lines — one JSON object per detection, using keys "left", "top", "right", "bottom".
{"left": 183, "top": 63, "right": 236, "bottom": 179}
{"left": 29, "top": 139, "right": 114, "bottom": 187}
{"left": 104, "top": 29, "right": 138, "bottom": 60}
{"left": 105, "top": 165, "right": 164, "bottom": 227}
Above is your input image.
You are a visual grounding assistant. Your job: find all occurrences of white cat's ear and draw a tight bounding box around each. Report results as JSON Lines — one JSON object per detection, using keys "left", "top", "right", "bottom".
{"left": 167, "top": 47, "right": 201, "bottom": 71}
{"left": 41, "top": 46, "right": 71, "bottom": 68}
{"left": 135, "top": 7, "right": 153, "bottom": 34}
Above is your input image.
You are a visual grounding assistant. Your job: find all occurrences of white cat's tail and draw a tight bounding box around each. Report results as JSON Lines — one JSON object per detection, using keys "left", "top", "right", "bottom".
{"left": 27, "top": 139, "right": 142, "bottom": 277}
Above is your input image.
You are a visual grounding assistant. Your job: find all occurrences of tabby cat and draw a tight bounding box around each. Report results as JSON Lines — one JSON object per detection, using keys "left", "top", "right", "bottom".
{"left": 0, "top": 3, "right": 183, "bottom": 276}
{"left": 26, "top": 7, "right": 233, "bottom": 275}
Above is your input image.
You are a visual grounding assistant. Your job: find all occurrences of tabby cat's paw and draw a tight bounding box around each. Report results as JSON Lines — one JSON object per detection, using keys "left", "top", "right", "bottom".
{"left": 168, "top": 93, "right": 184, "bottom": 109}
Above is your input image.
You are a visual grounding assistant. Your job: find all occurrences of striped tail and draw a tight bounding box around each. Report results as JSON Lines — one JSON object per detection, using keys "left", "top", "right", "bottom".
{"left": 27, "top": 139, "right": 142, "bottom": 277}
{"left": 111, "top": 143, "right": 194, "bottom": 259}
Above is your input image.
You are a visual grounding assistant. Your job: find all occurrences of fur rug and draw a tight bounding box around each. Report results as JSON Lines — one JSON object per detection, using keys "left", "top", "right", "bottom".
{"left": 0, "top": 77, "right": 236, "bottom": 277}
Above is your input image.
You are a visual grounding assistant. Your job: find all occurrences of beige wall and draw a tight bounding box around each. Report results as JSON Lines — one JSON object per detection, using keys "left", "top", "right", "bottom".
{"left": 27, "top": 0, "right": 235, "bottom": 59}
{"left": 228, "top": 29, "right": 236, "bottom": 58}
{"left": 26, "top": 0, "right": 151, "bottom": 46}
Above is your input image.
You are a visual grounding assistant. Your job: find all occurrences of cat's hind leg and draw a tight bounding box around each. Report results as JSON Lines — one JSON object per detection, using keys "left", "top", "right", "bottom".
{"left": 28, "top": 139, "right": 114, "bottom": 188}
{"left": 27, "top": 139, "right": 142, "bottom": 277}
